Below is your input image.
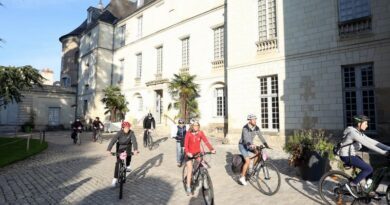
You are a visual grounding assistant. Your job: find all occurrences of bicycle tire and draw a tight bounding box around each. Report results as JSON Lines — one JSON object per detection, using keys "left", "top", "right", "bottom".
{"left": 148, "top": 134, "right": 153, "bottom": 150}
{"left": 98, "top": 132, "right": 103, "bottom": 144}
{"left": 119, "top": 165, "right": 124, "bottom": 199}
{"left": 254, "top": 161, "right": 281, "bottom": 196}
{"left": 182, "top": 164, "right": 188, "bottom": 191}
{"left": 77, "top": 133, "right": 81, "bottom": 145}
{"left": 318, "top": 170, "right": 355, "bottom": 205}
{"left": 386, "top": 186, "right": 390, "bottom": 205}
{"left": 201, "top": 169, "right": 214, "bottom": 205}
{"left": 143, "top": 132, "right": 148, "bottom": 148}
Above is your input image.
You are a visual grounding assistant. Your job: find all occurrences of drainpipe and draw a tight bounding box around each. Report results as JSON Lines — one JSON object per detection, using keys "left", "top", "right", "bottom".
{"left": 223, "top": 0, "right": 228, "bottom": 139}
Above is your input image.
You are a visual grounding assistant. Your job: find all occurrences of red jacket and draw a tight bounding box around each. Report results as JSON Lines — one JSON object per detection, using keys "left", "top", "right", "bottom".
{"left": 184, "top": 130, "right": 214, "bottom": 154}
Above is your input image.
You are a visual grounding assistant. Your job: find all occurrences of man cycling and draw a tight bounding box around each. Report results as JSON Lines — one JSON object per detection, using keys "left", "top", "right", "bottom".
{"left": 107, "top": 121, "right": 139, "bottom": 187}
{"left": 143, "top": 113, "right": 156, "bottom": 146}
{"left": 339, "top": 115, "right": 390, "bottom": 198}
{"left": 71, "top": 118, "right": 84, "bottom": 143}
{"left": 238, "top": 114, "right": 269, "bottom": 186}
{"left": 92, "top": 117, "right": 104, "bottom": 142}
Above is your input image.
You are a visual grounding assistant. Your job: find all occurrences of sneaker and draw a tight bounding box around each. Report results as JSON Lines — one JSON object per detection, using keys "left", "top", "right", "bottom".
{"left": 126, "top": 166, "right": 132, "bottom": 172}
{"left": 345, "top": 182, "right": 358, "bottom": 198}
{"left": 239, "top": 176, "right": 247, "bottom": 186}
{"left": 177, "top": 163, "right": 182, "bottom": 167}
{"left": 111, "top": 178, "right": 118, "bottom": 187}
{"left": 186, "top": 186, "right": 192, "bottom": 196}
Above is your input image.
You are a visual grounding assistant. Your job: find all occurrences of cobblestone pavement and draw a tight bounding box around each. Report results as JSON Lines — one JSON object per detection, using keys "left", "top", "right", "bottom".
{"left": 0, "top": 131, "right": 387, "bottom": 205}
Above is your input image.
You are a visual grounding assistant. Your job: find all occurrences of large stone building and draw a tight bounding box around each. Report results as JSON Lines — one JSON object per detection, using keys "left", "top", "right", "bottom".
{"left": 61, "top": 0, "right": 390, "bottom": 144}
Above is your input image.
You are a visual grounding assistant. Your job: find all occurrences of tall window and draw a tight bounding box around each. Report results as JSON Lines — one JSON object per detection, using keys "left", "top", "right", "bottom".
{"left": 62, "top": 76, "right": 71, "bottom": 87}
{"left": 137, "top": 95, "right": 143, "bottom": 111}
{"left": 214, "top": 27, "right": 224, "bottom": 60}
{"left": 48, "top": 107, "right": 60, "bottom": 126}
{"left": 119, "top": 25, "right": 126, "bottom": 47}
{"left": 215, "top": 88, "right": 225, "bottom": 117}
{"left": 119, "top": 59, "right": 124, "bottom": 84}
{"left": 182, "top": 37, "right": 190, "bottom": 67}
{"left": 136, "top": 53, "right": 142, "bottom": 78}
{"left": 83, "top": 100, "right": 88, "bottom": 116}
{"left": 137, "top": 16, "right": 143, "bottom": 38}
{"left": 342, "top": 63, "right": 376, "bottom": 131}
{"left": 338, "top": 0, "right": 371, "bottom": 36}
{"left": 257, "top": 0, "right": 277, "bottom": 51}
{"left": 86, "top": 32, "right": 92, "bottom": 50}
{"left": 259, "top": 75, "right": 279, "bottom": 130}
{"left": 156, "top": 46, "right": 163, "bottom": 74}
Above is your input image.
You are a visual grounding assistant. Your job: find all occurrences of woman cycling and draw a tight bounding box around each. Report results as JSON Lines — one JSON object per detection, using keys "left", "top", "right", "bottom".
{"left": 107, "top": 121, "right": 139, "bottom": 187}
{"left": 339, "top": 115, "right": 390, "bottom": 198}
{"left": 184, "top": 120, "right": 216, "bottom": 196}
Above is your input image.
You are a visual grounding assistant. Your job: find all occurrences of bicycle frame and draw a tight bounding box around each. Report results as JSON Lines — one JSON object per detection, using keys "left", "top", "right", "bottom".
{"left": 247, "top": 146, "right": 268, "bottom": 179}
{"left": 190, "top": 153, "right": 212, "bottom": 187}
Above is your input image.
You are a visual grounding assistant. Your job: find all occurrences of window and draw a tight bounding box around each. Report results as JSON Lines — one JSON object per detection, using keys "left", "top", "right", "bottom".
{"left": 119, "top": 25, "right": 126, "bottom": 47}
{"left": 83, "top": 100, "right": 88, "bottom": 116}
{"left": 215, "top": 88, "right": 225, "bottom": 117}
{"left": 338, "top": 0, "right": 371, "bottom": 36}
{"left": 342, "top": 63, "right": 376, "bottom": 131}
{"left": 48, "top": 107, "right": 60, "bottom": 126}
{"left": 86, "top": 32, "right": 92, "bottom": 50}
{"left": 182, "top": 37, "right": 190, "bottom": 67}
{"left": 156, "top": 46, "right": 163, "bottom": 74}
{"left": 137, "top": 16, "right": 143, "bottom": 38}
{"left": 119, "top": 59, "right": 124, "bottom": 84}
{"left": 259, "top": 75, "right": 279, "bottom": 130}
{"left": 62, "top": 76, "right": 71, "bottom": 87}
{"left": 257, "top": 0, "right": 277, "bottom": 51}
{"left": 136, "top": 53, "right": 142, "bottom": 78}
{"left": 87, "top": 11, "right": 92, "bottom": 24}
{"left": 137, "top": 0, "right": 144, "bottom": 8}
{"left": 214, "top": 27, "right": 224, "bottom": 60}
{"left": 137, "top": 95, "right": 143, "bottom": 111}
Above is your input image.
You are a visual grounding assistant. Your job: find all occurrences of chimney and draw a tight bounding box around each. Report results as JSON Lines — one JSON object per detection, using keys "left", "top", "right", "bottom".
{"left": 40, "top": 68, "right": 54, "bottom": 85}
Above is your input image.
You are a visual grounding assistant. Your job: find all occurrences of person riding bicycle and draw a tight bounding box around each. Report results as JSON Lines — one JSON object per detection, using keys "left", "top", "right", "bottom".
{"left": 107, "top": 121, "right": 139, "bottom": 187}
{"left": 71, "top": 118, "right": 84, "bottom": 142}
{"left": 92, "top": 117, "right": 104, "bottom": 142}
{"left": 174, "top": 119, "right": 187, "bottom": 167}
{"left": 184, "top": 119, "right": 216, "bottom": 195}
{"left": 339, "top": 115, "right": 390, "bottom": 198}
{"left": 143, "top": 113, "right": 156, "bottom": 145}
{"left": 238, "top": 114, "right": 269, "bottom": 186}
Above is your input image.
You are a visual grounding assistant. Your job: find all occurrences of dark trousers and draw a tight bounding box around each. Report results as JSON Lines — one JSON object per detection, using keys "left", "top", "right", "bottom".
{"left": 114, "top": 155, "right": 131, "bottom": 178}
{"left": 340, "top": 155, "right": 373, "bottom": 185}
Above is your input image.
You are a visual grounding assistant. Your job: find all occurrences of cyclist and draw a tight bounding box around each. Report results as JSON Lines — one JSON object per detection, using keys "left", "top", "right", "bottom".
{"left": 184, "top": 120, "right": 216, "bottom": 195}
{"left": 174, "top": 119, "right": 187, "bottom": 167}
{"left": 107, "top": 121, "right": 139, "bottom": 187}
{"left": 71, "top": 118, "right": 84, "bottom": 143}
{"left": 143, "top": 113, "right": 156, "bottom": 146}
{"left": 339, "top": 115, "right": 390, "bottom": 198}
{"left": 92, "top": 117, "right": 104, "bottom": 142}
{"left": 238, "top": 114, "right": 269, "bottom": 186}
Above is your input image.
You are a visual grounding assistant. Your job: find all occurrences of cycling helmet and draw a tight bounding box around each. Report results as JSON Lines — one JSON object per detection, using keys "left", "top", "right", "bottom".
{"left": 121, "top": 121, "right": 131, "bottom": 128}
{"left": 353, "top": 115, "right": 370, "bottom": 123}
{"left": 178, "top": 119, "right": 184, "bottom": 124}
{"left": 190, "top": 118, "right": 199, "bottom": 125}
{"left": 247, "top": 114, "right": 257, "bottom": 120}
{"left": 147, "top": 113, "right": 153, "bottom": 117}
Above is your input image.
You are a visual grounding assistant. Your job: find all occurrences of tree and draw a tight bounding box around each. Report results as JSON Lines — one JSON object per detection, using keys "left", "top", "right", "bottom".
{"left": 0, "top": 65, "right": 44, "bottom": 108}
{"left": 101, "top": 86, "right": 129, "bottom": 122}
{"left": 168, "top": 73, "right": 200, "bottom": 123}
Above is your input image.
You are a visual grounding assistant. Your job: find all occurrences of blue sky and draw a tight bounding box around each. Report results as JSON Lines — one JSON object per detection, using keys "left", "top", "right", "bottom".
{"left": 0, "top": 0, "right": 109, "bottom": 81}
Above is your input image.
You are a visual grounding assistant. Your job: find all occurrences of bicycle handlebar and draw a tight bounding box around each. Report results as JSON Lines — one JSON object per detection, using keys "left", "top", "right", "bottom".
{"left": 110, "top": 151, "right": 136, "bottom": 156}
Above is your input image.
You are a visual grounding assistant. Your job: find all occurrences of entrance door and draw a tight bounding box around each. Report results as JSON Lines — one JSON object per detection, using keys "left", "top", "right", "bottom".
{"left": 48, "top": 107, "right": 60, "bottom": 125}
{"left": 155, "top": 90, "right": 163, "bottom": 124}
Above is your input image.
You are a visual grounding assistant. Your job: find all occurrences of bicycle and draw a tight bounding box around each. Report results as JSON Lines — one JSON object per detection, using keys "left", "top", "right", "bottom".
{"left": 111, "top": 151, "right": 133, "bottom": 200}
{"left": 72, "top": 127, "right": 82, "bottom": 145}
{"left": 143, "top": 129, "right": 154, "bottom": 150}
{"left": 245, "top": 145, "right": 281, "bottom": 196}
{"left": 182, "top": 152, "right": 215, "bottom": 205}
{"left": 92, "top": 127, "right": 103, "bottom": 144}
{"left": 318, "top": 158, "right": 390, "bottom": 205}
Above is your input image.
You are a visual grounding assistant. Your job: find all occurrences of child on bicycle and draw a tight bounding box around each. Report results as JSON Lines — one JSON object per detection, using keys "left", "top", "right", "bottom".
{"left": 238, "top": 114, "right": 269, "bottom": 186}
{"left": 184, "top": 119, "right": 216, "bottom": 195}
{"left": 339, "top": 115, "right": 390, "bottom": 198}
{"left": 174, "top": 119, "right": 187, "bottom": 167}
{"left": 107, "top": 121, "right": 139, "bottom": 187}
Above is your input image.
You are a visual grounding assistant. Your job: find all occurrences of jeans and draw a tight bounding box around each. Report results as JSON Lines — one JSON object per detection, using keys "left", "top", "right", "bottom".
{"left": 176, "top": 141, "right": 184, "bottom": 164}
{"left": 340, "top": 155, "right": 373, "bottom": 185}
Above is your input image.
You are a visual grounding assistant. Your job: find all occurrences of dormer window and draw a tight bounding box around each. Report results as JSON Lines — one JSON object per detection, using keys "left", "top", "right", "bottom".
{"left": 87, "top": 10, "right": 92, "bottom": 24}
{"left": 137, "top": 0, "right": 144, "bottom": 8}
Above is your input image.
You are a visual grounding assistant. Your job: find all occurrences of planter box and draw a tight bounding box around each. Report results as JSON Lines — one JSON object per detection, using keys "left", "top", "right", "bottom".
{"left": 299, "top": 151, "right": 330, "bottom": 181}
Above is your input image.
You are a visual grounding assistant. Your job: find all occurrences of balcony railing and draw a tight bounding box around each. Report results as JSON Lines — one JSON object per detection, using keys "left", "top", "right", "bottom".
{"left": 339, "top": 16, "right": 371, "bottom": 38}
{"left": 211, "top": 59, "right": 224, "bottom": 70}
{"left": 256, "top": 39, "right": 278, "bottom": 52}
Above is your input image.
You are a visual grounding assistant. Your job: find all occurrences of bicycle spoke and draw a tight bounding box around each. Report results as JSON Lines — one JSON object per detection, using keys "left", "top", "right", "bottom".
{"left": 319, "top": 170, "right": 355, "bottom": 205}
{"left": 253, "top": 161, "right": 280, "bottom": 196}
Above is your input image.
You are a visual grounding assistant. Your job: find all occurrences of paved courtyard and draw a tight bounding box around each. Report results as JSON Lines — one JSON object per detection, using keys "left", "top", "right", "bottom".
{"left": 0, "top": 131, "right": 386, "bottom": 205}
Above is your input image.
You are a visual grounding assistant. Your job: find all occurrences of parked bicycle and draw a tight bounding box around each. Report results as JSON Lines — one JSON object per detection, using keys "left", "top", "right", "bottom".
{"left": 245, "top": 145, "right": 281, "bottom": 196}
{"left": 72, "top": 127, "right": 82, "bottom": 145}
{"left": 143, "top": 129, "right": 154, "bottom": 150}
{"left": 111, "top": 151, "right": 133, "bottom": 199}
{"left": 182, "top": 152, "right": 214, "bottom": 205}
{"left": 318, "top": 158, "right": 390, "bottom": 205}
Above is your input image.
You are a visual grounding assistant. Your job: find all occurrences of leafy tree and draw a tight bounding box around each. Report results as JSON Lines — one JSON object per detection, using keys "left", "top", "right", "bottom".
{"left": 168, "top": 73, "right": 200, "bottom": 123}
{"left": 101, "top": 86, "right": 129, "bottom": 122}
{"left": 0, "top": 65, "right": 44, "bottom": 108}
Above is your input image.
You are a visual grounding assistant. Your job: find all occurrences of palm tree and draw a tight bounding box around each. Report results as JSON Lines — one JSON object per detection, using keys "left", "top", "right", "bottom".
{"left": 168, "top": 73, "right": 200, "bottom": 122}
{"left": 101, "top": 86, "right": 129, "bottom": 122}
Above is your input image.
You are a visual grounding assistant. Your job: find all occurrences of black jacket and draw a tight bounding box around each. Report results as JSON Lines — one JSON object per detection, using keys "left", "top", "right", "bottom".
{"left": 176, "top": 125, "right": 187, "bottom": 146}
{"left": 107, "top": 130, "right": 138, "bottom": 153}
{"left": 143, "top": 117, "right": 156, "bottom": 129}
{"left": 71, "top": 121, "right": 83, "bottom": 129}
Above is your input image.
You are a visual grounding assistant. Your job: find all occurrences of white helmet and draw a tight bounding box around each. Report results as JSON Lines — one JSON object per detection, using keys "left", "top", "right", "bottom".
{"left": 247, "top": 114, "right": 257, "bottom": 120}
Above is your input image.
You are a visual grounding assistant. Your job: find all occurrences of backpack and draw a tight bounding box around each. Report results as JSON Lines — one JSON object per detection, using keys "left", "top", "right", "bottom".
{"left": 231, "top": 154, "right": 245, "bottom": 174}
{"left": 333, "top": 133, "right": 353, "bottom": 156}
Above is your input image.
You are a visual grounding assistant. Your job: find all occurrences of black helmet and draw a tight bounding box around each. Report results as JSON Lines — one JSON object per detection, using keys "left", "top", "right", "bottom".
{"left": 353, "top": 115, "right": 370, "bottom": 123}
{"left": 178, "top": 119, "right": 184, "bottom": 124}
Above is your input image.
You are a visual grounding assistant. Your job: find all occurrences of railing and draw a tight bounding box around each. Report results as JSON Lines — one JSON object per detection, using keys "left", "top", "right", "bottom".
{"left": 339, "top": 16, "right": 371, "bottom": 37}
{"left": 211, "top": 59, "right": 224, "bottom": 70}
{"left": 256, "top": 39, "right": 278, "bottom": 52}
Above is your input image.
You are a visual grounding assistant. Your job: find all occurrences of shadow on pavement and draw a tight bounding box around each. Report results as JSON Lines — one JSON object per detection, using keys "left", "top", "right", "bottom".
{"left": 285, "top": 177, "right": 325, "bottom": 205}
{"left": 151, "top": 137, "right": 169, "bottom": 150}
{"left": 128, "top": 153, "right": 164, "bottom": 180}
{"left": 224, "top": 151, "right": 240, "bottom": 184}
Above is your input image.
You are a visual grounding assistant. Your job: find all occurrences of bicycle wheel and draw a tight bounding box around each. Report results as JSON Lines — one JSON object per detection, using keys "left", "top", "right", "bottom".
{"left": 77, "top": 133, "right": 81, "bottom": 145}
{"left": 147, "top": 134, "right": 153, "bottom": 150}
{"left": 319, "top": 170, "right": 355, "bottom": 205}
{"left": 98, "top": 132, "right": 103, "bottom": 144}
{"left": 182, "top": 164, "right": 188, "bottom": 191}
{"left": 119, "top": 169, "right": 124, "bottom": 199}
{"left": 143, "top": 132, "right": 147, "bottom": 148}
{"left": 252, "top": 161, "right": 281, "bottom": 196}
{"left": 201, "top": 169, "right": 214, "bottom": 205}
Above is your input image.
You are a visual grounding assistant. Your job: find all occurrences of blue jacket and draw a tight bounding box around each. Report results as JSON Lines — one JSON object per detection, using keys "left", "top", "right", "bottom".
{"left": 176, "top": 125, "right": 187, "bottom": 146}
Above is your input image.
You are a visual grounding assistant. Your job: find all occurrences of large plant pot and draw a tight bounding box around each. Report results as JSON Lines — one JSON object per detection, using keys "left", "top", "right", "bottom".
{"left": 299, "top": 151, "right": 330, "bottom": 181}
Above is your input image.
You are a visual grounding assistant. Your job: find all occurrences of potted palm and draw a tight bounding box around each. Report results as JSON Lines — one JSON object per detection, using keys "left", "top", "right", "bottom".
{"left": 284, "top": 129, "right": 334, "bottom": 181}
